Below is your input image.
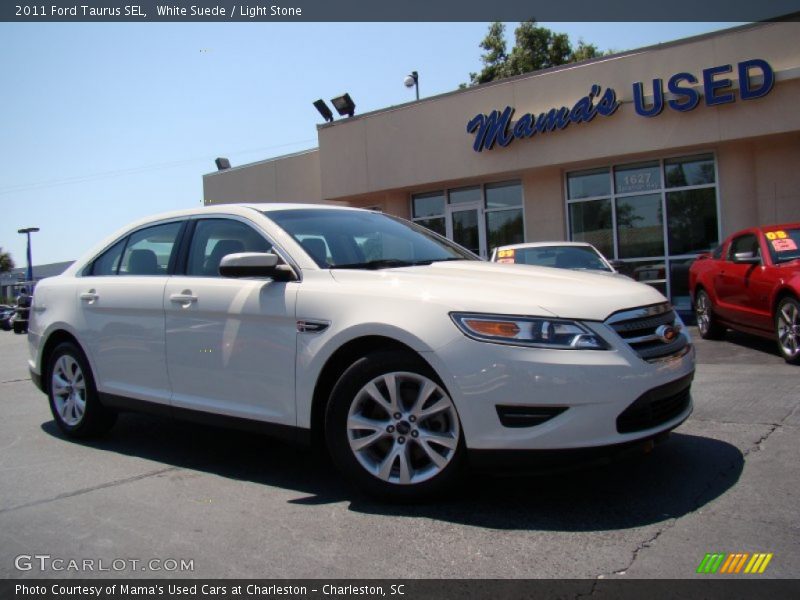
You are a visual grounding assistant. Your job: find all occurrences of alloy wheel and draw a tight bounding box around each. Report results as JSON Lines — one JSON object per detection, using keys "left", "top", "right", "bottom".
{"left": 51, "top": 355, "right": 87, "bottom": 426}
{"left": 777, "top": 301, "right": 800, "bottom": 359}
{"left": 696, "top": 292, "right": 711, "bottom": 336}
{"left": 346, "top": 371, "right": 460, "bottom": 485}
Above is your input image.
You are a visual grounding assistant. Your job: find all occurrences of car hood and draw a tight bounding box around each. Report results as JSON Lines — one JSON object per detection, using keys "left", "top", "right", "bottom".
{"left": 329, "top": 260, "right": 667, "bottom": 321}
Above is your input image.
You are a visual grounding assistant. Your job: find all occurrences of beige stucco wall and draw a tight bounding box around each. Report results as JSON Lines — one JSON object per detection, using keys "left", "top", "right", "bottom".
{"left": 203, "top": 149, "right": 322, "bottom": 205}
{"left": 316, "top": 22, "right": 800, "bottom": 202}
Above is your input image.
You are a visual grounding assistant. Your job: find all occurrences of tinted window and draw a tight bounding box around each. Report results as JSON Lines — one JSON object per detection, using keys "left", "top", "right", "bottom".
{"left": 90, "top": 238, "right": 127, "bottom": 276}
{"left": 119, "top": 222, "right": 183, "bottom": 276}
{"left": 187, "top": 219, "right": 272, "bottom": 277}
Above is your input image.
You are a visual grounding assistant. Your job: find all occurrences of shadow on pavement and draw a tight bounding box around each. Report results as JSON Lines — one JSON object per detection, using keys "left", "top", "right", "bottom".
{"left": 41, "top": 413, "right": 742, "bottom": 533}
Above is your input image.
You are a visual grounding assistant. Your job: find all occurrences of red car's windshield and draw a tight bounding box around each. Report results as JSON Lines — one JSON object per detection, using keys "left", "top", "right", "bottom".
{"left": 765, "top": 228, "right": 800, "bottom": 264}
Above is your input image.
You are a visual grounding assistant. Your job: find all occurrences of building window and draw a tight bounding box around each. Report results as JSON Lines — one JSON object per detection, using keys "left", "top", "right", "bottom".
{"left": 566, "top": 154, "right": 719, "bottom": 310}
{"left": 411, "top": 191, "right": 446, "bottom": 236}
{"left": 411, "top": 180, "right": 523, "bottom": 258}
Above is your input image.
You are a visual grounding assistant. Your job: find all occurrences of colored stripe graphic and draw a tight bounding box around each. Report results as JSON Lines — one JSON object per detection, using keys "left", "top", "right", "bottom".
{"left": 697, "top": 553, "right": 726, "bottom": 574}
{"left": 744, "top": 553, "right": 774, "bottom": 574}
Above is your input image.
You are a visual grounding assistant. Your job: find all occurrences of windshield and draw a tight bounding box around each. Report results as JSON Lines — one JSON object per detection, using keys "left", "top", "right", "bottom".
{"left": 265, "top": 209, "right": 477, "bottom": 269}
{"left": 511, "top": 245, "right": 612, "bottom": 271}
{"left": 765, "top": 228, "right": 800, "bottom": 264}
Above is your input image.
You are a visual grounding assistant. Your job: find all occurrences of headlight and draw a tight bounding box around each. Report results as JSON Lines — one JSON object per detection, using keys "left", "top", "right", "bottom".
{"left": 450, "top": 312, "right": 608, "bottom": 350}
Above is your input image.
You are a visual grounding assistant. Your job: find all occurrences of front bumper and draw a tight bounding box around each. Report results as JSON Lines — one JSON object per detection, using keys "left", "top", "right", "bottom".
{"left": 425, "top": 327, "right": 695, "bottom": 451}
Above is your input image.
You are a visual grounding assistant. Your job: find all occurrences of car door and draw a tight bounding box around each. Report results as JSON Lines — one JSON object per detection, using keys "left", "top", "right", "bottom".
{"left": 78, "top": 220, "right": 185, "bottom": 405}
{"left": 164, "top": 216, "right": 299, "bottom": 425}
{"left": 713, "top": 232, "right": 771, "bottom": 329}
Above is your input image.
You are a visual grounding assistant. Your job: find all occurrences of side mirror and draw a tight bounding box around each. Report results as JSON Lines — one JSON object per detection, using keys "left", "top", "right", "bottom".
{"left": 732, "top": 251, "right": 761, "bottom": 265}
{"left": 219, "top": 252, "right": 295, "bottom": 281}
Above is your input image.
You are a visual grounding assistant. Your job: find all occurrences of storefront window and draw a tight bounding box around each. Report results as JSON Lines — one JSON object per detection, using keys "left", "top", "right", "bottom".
{"left": 616, "top": 193, "right": 664, "bottom": 258}
{"left": 569, "top": 200, "right": 613, "bottom": 258}
{"left": 567, "top": 168, "right": 610, "bottom": 200}
{"left": 449, "top": 186, "right": 481, "bottom": 205}
{"left": 484, "top": 182, "right": 523, "bottom": 252}
{"left": 486, "top": 209, "right": 523, "bottom": 251}
{"left": 566, "top": 153, "right": 719, "bottom": 312}
{"left": 665, "top": 154, "right": 715, "bottom": 187}
{"left": 614, "top": 162, "right": 661, "bottom": 194}
{"left": 667, "top": 187, "right": 718, "bottom": 255}
{"left": 412, "top": 192, "right": 445, "bottom": 236}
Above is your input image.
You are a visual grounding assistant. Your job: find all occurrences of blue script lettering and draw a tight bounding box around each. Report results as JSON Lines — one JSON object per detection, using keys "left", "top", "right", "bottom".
{"left": 466, "top": 86, "right": 618, "bottom": 152}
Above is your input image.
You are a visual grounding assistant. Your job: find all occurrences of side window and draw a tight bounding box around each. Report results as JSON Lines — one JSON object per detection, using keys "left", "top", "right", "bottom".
{"left": 729, "top": 234, "right": 759, "bottom": 261}
{"left": 119, "top": 222, "right": 183, "bottom": 276}
{"left": 90, "top": 238, "right": 127, "bottom": 276}
{"left": 187, "top": 219, "right": 273, "bottom": 277}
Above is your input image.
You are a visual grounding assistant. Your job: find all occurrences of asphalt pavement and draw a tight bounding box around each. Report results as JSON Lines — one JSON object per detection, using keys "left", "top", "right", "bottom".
{"left": 0, "top": 327, "right": 797, "bottom": 579}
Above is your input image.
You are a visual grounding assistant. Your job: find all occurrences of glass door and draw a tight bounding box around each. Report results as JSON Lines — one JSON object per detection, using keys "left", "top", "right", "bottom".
{"left": 446, "top": 202, "right": 486, "bottom": 257}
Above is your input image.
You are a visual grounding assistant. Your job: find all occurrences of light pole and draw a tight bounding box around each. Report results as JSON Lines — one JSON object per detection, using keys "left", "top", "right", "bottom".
{"left": 404, "top": 71, "right": 419, "bottom": 101}
{"left": 17, "top": 227, "right": 39, "bottom": 282}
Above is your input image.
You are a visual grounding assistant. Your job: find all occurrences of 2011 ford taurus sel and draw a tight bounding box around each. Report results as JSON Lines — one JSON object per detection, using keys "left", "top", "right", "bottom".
{"left": 28, "top": 204, "right": 695, "bottom": 500}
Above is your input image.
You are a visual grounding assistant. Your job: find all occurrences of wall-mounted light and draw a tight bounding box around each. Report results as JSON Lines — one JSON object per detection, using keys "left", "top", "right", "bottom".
{"left": 215, "top": 157, "right": 231, "bottom": 171}
{"left": 404, "top": 71, "right": 419, "bottom": 101}
{"left": 313, "top": 99, "right": 334, "bottom": 123}
{"left": 331, "top": 93, "right": 356, "bottom": 118}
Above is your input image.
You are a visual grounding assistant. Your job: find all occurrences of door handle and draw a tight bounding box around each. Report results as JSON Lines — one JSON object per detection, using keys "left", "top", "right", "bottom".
{"left": 170, "top": 291, "right": 197, "bottom": 305}
{"left": 80, "top": 290, "right": 98, "bottom": 302}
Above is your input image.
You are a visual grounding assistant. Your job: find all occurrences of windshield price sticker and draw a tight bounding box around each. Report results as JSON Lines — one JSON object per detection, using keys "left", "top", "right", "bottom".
{"left": 766, "top": 231, "right": 788, "bottom": 240}
{"left": 497, "top": 249, "right": 515, "bottom": 263}
{"left": 771, "top": 238, "right": 798, "bottom": 252}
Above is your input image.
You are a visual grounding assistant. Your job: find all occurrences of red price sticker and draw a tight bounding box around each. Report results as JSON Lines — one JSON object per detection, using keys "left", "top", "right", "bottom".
{"left": 771, "top": 238, "right": 797, "bottom": 252}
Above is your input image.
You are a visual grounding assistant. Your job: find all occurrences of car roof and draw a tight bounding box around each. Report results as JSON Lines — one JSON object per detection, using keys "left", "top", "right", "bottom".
{"left": 494, "top": 241, "right": 594, "bottom": 251}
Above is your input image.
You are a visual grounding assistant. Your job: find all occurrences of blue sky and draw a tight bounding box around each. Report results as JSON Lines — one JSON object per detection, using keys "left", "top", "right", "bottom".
{"left": 0, "top": 22, "right": 741, "bottom": 267}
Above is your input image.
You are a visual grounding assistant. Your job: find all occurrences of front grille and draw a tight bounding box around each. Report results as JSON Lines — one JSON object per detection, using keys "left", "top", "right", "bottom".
{"left": 616, "top": 373, "right": 693, "bottom": 433}
{"left": 496, "top": 405, "right": 568, "bottom": 428}
{"left": 606, "top": 303, "right": 689, "bottom": 362}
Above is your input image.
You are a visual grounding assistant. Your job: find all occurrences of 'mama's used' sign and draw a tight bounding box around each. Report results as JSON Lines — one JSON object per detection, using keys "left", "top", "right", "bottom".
{"left": 466, "top": 59, "right": 774, "bottom": 153}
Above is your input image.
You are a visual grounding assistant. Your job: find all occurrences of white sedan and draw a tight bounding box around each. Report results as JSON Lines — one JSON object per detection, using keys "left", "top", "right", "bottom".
{"left": 491, "top": 241, "right": 626, "bottom": 277}
{"left": 28, "top": 204, "right": 694, "bottom": 500}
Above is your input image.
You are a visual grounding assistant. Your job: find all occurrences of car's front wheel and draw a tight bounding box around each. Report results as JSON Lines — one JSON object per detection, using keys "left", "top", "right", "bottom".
{"left": 695, "top": 289, "right": 725, "bottom": 340}
{"left": 47, "top": 342, "right": 117, "bottom": 437}
{"left": 775, "top": 296, "right": 800, "bottom": 365}
{"left": 325, "top": 350, "right": 465, "bottom": 501}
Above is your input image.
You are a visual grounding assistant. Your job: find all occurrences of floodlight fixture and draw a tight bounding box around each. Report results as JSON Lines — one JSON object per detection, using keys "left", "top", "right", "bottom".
{"left": 331, "top": 93, "right": 356, "bottom": 118}
{"left": 215, "top": 157, "right": 231, "bottom": 171}
{"left": 313, "top": 99, "right": 334, "bottom": 123}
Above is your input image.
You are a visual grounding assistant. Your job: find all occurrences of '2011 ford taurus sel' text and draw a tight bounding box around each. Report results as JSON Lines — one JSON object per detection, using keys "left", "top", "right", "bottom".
{"left": 28, "top": 204, "right": 695, "bottom": 500}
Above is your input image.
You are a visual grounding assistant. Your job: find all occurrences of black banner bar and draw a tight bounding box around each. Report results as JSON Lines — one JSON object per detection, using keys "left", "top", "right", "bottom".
{"left": 3, "top": 579, "right": 800, "bottom": 600}
{"left": 2, "top": 1, "right": 800, "bottom": 22}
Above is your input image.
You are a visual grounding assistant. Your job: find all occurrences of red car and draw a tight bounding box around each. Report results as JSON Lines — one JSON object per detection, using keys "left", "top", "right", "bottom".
{"left": 689, "top": 223, "right": 800, "bottom": 364}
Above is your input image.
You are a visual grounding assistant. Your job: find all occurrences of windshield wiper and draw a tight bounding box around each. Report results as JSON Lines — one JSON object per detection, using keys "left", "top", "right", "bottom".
{"left": 332, "top": 259, "right": 417, "bottom": 270}
{"left": 331, "top": 257, "right": 465, "bottom": 270}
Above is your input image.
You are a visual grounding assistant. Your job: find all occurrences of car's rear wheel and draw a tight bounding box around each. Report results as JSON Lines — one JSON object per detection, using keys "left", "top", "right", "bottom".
{"left": 47, "top": 342, "right": 117, "bottom": 437}
{"left": 775, "top": 297, "right": 800, "bottom": 365}
{"left": 695, "top": 289, "right": 725, "bottom": 340}
{"left": 325, "top": 350, "right": 465, "bottom": 501}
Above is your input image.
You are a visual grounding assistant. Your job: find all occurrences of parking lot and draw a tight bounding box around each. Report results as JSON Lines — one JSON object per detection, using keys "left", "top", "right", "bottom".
{"left": 0, "top": 328, "right": 797, "bottom": 579}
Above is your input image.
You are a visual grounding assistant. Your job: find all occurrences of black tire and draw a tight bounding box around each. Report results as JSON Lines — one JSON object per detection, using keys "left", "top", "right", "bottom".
{"left": 325, "top": 350, "right": 465, "bottom": 502}
{"left": 12, "top": 320, "right": 26, "bottom": 334}
{"left": 46, "top": 342, "right": 117, "bottom": 438}
{"left": 695, "top": 289, "right": 725, "bottom": 340}
{"left": 775, "top": 296, "right": 800, "bottom": 365}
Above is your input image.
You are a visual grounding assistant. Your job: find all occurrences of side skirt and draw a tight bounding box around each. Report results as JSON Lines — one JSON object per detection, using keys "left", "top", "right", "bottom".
{"left": 98, "top": 393, "right": 311, "bottom": 445}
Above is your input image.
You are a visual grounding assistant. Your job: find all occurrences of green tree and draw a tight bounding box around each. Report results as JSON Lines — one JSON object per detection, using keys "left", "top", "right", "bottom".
{"left": 0, "top": 248, "right": 14, "bottom": 274}
{"left": 466, "top": 20, "right": 608, "bottom": 86}
{"left": 467, "top": 22, "right": 509, "bottom": 86}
